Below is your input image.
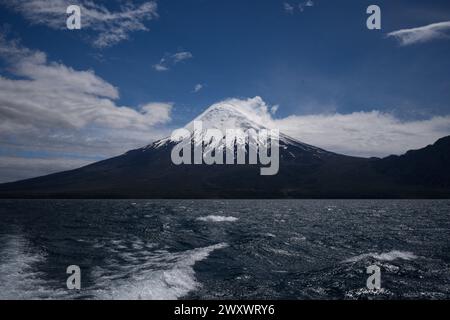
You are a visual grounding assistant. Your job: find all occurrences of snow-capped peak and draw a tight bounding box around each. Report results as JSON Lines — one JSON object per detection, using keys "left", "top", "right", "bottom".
{"left": 150, "top": 97, "right": 275, "bottom": 149}
{"left": 185, "top": 97, "right": 272, "bottom": 132}
{"left": 148, "top": 97, "right": 330, "bottom": 157}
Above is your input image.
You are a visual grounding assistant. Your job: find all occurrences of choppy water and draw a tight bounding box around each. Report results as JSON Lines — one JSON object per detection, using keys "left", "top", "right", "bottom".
{"left": 0, "top": 200, "right": 449, "bottom": 300}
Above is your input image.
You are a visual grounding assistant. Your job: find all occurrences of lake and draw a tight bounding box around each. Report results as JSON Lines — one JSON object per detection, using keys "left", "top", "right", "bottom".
{"left": 1, "top": 199, "right": 449, "bottom": 299}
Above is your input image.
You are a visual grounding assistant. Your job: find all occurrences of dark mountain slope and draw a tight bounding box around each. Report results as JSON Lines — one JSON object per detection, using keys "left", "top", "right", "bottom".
{"left": 375, "top": 136, "right": 450, "bottom": 188}
{"left": 0, "top": 136, "right": 449, "bottom": 198}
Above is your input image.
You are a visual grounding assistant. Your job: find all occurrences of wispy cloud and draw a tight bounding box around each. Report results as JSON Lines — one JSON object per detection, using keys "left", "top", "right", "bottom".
{"left": 153, "top": 51, "right": 193, "bottom": 71}
{"left": 0, "top": 34, "right": 173, "bottom": 182}
{"left": 283, "top": 1, "right": 314, "bottom": 14}
{"left": 193, "top": 83, "right": 203, "bottom": 93}
{"left": 153, "top": 63, "right": 169, "bottom": 72}
{"left": 387, "top": 21, "right": 450, "bottom": 46}
{"left": 283, "top": 2, "right": 294, "bottom": 15}
{"left": 0, "top": 0, "right": 158, "bottom": 48}
{"left": 172, "top": 51, "right": 193, "bottom": 63}
{"left": 299, "top": 0, "right": 314, "bottom": 12}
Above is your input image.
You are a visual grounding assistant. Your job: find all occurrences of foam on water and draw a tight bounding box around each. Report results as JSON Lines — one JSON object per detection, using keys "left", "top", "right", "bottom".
{"left": 345, "top": 287, "right": 393, "bottom": 299}
{"left": 197, "top": 215, "right": 239, "bottom": 222}
{"left": 343, "top": 250, "right": 418, "bottom": 263}
{"left": 91, "top": 243, "right": 228, "bottom": 300}
{"left": 0, "top": 235, "right": 64, "bottom": 300}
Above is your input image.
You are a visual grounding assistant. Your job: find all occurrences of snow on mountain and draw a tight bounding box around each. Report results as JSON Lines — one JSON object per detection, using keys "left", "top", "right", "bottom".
{"left": 186, "top": 97, "right": 271, "bottom": 132}
{"left": 146, "top": 97, "right": 331, "bottom": 157}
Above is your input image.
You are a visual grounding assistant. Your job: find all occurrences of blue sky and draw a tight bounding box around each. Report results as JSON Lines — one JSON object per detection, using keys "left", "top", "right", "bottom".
{"left": 1, "top": 0, "right": 450, "bottom": 182}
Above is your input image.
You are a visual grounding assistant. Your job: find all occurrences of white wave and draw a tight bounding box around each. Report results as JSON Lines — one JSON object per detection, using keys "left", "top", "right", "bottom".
{"left": 92, "top": 243, "right": 228, "bottom": 300}
{"left": 345, "top": 287, "right": 392, "bottom": 299}
{"left": 197, "top": 215, "right": 238, "bottom": 222}
{"left": 343, "top": 250, "right": 418, "bottom": 263}
{"left": 289, "top": 235, "right": 306, "bottom": 242}
{"left": 268, "top": 248, "right": 296, "bottom": 257}
{"left": 0, "top": 234, "right": 65, "bottom": 300}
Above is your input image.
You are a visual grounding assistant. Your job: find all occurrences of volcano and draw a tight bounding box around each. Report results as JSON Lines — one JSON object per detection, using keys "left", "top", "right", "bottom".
{"left": 1, "top": 99, "right": 450, "bottom": 199}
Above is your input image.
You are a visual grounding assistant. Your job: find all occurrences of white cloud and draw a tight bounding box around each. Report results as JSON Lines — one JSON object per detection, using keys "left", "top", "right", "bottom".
{"left": 153, "top": 63, "right": 169, "bottom": 72}
{"left": 285, "top": 1, "right": 314, "bottom": 14}
{"left": 0, "top": 35, "right": 173, "bottom": 182}
{"left": 270, "top": 105, "right": 279, "bottom": 114}
{"left": 0, "top": 0, "right": 158, "bottom": 48}
{"left": 274, "top": 112, "right": 450, "bottom": 157}
{"left": 153, "top": 51, "right": 193, "bottom": 71}
{"left": 283, "top": 2, "right": 294, "bottom": 14}
{"left": 193, "top": 84, "right": 203, "bottom": 93}
{"left": 210, "top": 97, "right": 450, "bottom": 158}
{"left": 172, "top": 51, "right": 193, "bottom": 63}
{"left": 387, "top": 21, "right": 450, "bottom": 46}
{"left": 299, "top": 0, "right": 314, "bottom": 12}
{"left": 140, "top": 102, "right": 173, "bottom": 124}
